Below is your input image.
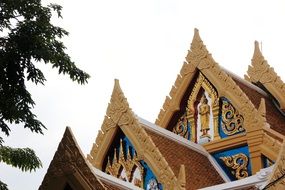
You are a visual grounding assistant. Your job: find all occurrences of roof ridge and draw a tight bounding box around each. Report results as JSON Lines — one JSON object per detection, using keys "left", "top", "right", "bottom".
{"left": 247, "top": 41, "right": 285, "bottom": 110}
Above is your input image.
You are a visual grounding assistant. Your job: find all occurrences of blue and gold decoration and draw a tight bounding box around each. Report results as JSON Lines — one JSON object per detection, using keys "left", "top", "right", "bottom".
{"left": 212, "top": 146, "right": 251, "bottom": 181}
{"left": 172, "top": 113, "right": 191, "bottom": 140}
{"left": 220, "top": 153, "right": 248, "bottom": 179}
{"left": 219, "top": 97, "right": 245, "bottom": 138}
{"left": 103, "top": 130, "right": 163, "bottom": 189}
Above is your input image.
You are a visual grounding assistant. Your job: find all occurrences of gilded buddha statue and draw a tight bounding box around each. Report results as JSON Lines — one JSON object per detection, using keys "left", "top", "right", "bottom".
{"left": 199, "top": 94, "right": 210, "bottom": 137}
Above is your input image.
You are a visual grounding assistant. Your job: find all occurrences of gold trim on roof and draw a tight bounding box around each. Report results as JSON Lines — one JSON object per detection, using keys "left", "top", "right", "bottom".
{"left": 88, "top": 79, "right": 181, "bottom": 190}
{"left": 264, "top": 138, "right": 285, "bottom": 189}
{"left": 156, "top": 29, "right": 265, "bottom": 133}
{"left": 155, "top": 28, "right": 270, "bottom": 174}
{"left": 247, "top": 41, "right": 285, "bottom": 110}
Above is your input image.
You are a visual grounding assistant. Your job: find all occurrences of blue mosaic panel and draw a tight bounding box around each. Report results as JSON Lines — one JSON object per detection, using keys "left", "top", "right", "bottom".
{"left": 219, "top": 97, "right": 246, "bottom": 139}
{"left": 212, "top": 146, "right": 252, "bottom": 181}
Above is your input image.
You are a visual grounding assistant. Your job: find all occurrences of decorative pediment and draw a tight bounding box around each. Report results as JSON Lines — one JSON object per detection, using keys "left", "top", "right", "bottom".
{"left": 246, "top": 41, "right": 285, "bottom": 110}
{"left": 88, "top": 79, "right": 182, "bottom": 190}
{"left": 157, "top": 29, "right": 265, "bottom": 132}
{"left": 39, "top": 127, "right": 105, "bottom": 190}
{"left": 155, "top": 28, "right": 271, "bottom": 174}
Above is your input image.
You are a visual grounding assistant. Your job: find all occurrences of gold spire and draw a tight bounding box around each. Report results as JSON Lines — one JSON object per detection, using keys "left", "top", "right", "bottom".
{"left": 127, "top": 146, "right": 132, "bottom": 160}
{"left": 119, "top": 139, "right": 125, "bottom": 160}
{"left": 107, "top": 156, "right": 111, "bottom": 167}
{"left": 253, "top": 41, "right": 263, "bottom": 60}
{"left": 114, "top": 148, "right": 118, "bottom": 163}
{"left": 247, "top": 41, "right": 285, "bottom": 110}
{"left": 247, "top": 41, "right": 269, "bottom": 83}
{"left": 186, "top": 28, "right": 214, "bottom": 70}
{"left": 258, "top": 98, "right": 266, "bottom": 122}
{"left": 106, "top": 79, "right": 130, "bottom": 125}
{"left": 178, "top": 164, "right": 186, "bottom": 190}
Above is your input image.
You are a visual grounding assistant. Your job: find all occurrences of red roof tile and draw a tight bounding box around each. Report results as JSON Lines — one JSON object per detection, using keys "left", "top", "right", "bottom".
{"left": 143, "top": 128, "right": 224, "bottom": 190}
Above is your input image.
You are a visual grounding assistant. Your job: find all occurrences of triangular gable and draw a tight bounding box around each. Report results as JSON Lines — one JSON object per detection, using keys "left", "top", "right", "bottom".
{"left": 39, "top": 127, "right": 105, "bottom": 190}
{"left": 155, "top": 29, "right": 276, "bottom": 174}
{"left": 87, "top": 80, "right": 183, "bottom": 190}
{"left": 156, "top": 28, "right": 264, "bottom": 134}
{"left": 246, "top": 41, "right": 285, "bottom": 111}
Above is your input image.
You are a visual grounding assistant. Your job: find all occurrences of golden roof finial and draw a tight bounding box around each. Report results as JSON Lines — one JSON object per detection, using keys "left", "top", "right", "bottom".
{"left": 114, "top": 148, "right": 118, "bottom": 163}
{"left": 178, "top": 164, "right": 186, "bottom": 190}
{"left": 246, "top": 41, "right": 269, "bottom": 83}
{"left": 127, "top": 147, "right": 132, "bottom": 160}
{"left": 253, "top": 41, "right": 263, "bottom": 61}
{"left": 186, "top": 28, "right": 212, "bottom": 69}
{"left": 258, "top": 98, "right": 266, "bottom": 122}
{"left": 106, "top": 79, "right": 130, "bottom": 125}
{"left": 107, "top": 156, "right": 111, "bottom": 167}
{"left": 119, "top": 139, "right": 124, "bottom": 160}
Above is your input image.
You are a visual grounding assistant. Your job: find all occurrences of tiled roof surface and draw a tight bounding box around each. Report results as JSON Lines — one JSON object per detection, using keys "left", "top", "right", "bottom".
{"left": 231, "top": 75, "right": 285, "bottom": 135}
{"left": 144, "top": 128, "right": 224, "bottom": 190}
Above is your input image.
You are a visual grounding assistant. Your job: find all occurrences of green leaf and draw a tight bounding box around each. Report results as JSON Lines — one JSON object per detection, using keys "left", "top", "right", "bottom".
{"left": 0, "top": 146, "right": 42, "bottom": 172}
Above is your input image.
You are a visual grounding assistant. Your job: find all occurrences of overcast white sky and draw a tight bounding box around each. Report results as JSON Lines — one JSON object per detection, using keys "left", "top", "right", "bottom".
{"left": 1, "top": 0, "right": 285, "bottom": 189}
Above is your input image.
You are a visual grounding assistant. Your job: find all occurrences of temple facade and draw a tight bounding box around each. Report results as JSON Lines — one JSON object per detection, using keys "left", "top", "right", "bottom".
{"left": 39, "top": 29, "right": 285, "bottom": 190}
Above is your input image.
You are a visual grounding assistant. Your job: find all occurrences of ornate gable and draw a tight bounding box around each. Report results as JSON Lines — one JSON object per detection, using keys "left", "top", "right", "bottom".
{"left": 39, "top": 127, "right": 105, "bottom": 190}
{"left": 246, "top": 41, "right": 285, "bottom": 111}
{"left": 88, "top": 80, "right": 183, "bottom": 190}
{"left": 155, "top": 29, "right": 279, "bottom": 176}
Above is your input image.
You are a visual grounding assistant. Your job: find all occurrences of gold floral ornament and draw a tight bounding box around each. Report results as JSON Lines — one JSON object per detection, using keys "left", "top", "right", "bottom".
{"left": 221, "top": 99, "right": 245, "bottom": 136}
{"left": 105, "top": 139, "right": 144, "bottom": 188}
{"left": 220, "top": 153, "right": 249, "bottom": 179}
{"left": 173, "top": 113, "right": 191, "bottom": 140}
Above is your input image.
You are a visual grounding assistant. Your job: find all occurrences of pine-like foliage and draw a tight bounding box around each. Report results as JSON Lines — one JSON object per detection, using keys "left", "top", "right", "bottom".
{"left": 0, "top": 0, "right": 90, "bottom": 188}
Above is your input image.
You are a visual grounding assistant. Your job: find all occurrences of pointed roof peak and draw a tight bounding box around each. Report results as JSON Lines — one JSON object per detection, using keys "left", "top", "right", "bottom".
{"left": 193, "top": 28, "right": 201, "bottom": 41}
{"left": 112, "top": 79, "right": 124, "bottom": 98}
{"left": 39, "top": 126, "right": 106, "bottom": 189}
{"left": 107, "top": 79, "right": 130, "bottom": 124}
{"left": 253, "top": 41, "right": 263, "bottom": 60}
{"left": 191, "top": 28, "right": 204, "bottom": 50}
{"left": 246, "top": 41, "right": 268, "bottom": 83}
{"left": 186, "top": 28, "right": 212, "bottom": 68}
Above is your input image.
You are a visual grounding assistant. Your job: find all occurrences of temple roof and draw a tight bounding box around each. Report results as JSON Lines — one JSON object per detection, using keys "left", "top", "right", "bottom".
{"left": 39, "top": 127, "right": 105, "bottom": 190}
{"left": 139, "top": 117, "right": 226, "bottom": 189}
{"left": 39, "top": 127, "right": 143, "bottom": 190}
{"left": 227, "top": 69, "right": 285, "bottom": 136}
{"left": 40, "top": 29, "right": 285, "bottom": 190}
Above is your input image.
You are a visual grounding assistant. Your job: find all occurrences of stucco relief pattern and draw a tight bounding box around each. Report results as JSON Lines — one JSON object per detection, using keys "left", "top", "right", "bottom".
{"left": 39, "top": 128, "right": 105, "bottom": 190}
{"left": 247, "top": 41, "right": 285, "bottom": 110}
